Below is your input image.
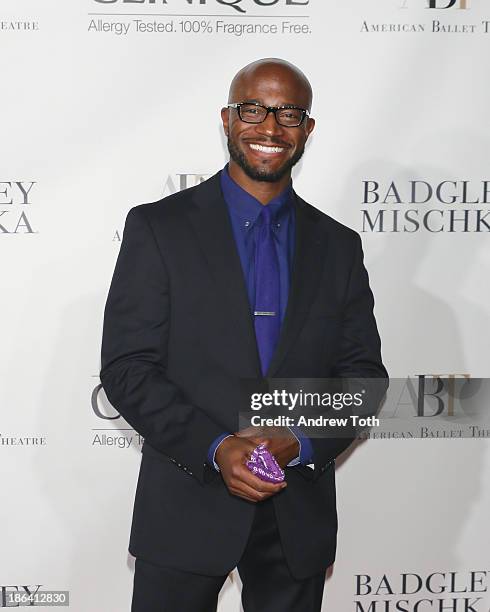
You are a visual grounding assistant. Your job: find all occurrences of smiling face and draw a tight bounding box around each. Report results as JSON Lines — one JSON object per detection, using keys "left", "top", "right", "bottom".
{"left": 221, "top": 60, "right": 315, "bottom": 184}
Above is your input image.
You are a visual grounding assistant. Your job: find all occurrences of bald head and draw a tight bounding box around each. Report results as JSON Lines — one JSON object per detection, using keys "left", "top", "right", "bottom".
{"left": 228, "top": 58, "right": 313, "bottom": 111}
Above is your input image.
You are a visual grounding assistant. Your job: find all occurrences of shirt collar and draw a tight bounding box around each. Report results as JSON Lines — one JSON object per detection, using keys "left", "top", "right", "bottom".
{"left": 220, "top": 163, "right": 293, "bottom": 227}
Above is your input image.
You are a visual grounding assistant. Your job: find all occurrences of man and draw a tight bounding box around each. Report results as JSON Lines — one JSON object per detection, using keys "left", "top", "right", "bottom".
{"left": 100, "top": 58, "right": 388, "bottom": 611}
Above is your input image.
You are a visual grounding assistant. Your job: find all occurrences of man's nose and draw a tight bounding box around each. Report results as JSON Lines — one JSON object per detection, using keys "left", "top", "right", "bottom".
{"left": 256, "top": 110, "right": 284, "bottom": 137}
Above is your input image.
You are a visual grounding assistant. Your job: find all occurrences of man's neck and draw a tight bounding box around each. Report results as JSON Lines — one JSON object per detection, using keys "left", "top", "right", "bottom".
{"left": 227, "top": 160, "right": 291, "bottom": 205}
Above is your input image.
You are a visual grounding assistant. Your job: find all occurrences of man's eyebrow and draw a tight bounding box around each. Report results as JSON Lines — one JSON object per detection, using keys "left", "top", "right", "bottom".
{"left": 240, "top": 99, "right": 303, "bottom": 107}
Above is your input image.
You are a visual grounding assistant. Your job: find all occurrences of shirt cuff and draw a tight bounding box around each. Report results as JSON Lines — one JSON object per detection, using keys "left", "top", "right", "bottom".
{"left": 207, "top": 433, "right": 234, "bottom": 472}
{"left": 287, "top": 425, "right": 313, "bottom": 466}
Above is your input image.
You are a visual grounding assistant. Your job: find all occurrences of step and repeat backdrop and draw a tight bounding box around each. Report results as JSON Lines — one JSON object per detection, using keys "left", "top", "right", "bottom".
{"left": 1, "top": 0, "right": 489, "bottom": 610}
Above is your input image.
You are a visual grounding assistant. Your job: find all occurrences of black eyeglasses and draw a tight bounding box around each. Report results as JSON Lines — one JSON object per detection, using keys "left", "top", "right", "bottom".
{"left": 227, "top": 102, "right": 309, "bottom": 128}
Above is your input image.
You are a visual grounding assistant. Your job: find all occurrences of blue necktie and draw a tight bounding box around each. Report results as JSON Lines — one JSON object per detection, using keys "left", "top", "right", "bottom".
{"left": 254, "top": 205, "right": 281, "bottom": 376}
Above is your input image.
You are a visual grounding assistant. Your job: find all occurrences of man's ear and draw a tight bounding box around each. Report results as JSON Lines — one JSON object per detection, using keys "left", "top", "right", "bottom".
{"left": 305, "top": 117, "right": 315, "bottom": 139}
{"left": 221, "top": 107, "right": 230, "bottom": 136}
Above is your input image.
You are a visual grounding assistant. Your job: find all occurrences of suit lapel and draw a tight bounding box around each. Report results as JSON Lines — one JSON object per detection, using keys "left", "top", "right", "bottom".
{"left": 266, "top": 193, "right": 328, "bottom": 377}
{"left": 186, "top": 172, "right": 262, "bottom": 377}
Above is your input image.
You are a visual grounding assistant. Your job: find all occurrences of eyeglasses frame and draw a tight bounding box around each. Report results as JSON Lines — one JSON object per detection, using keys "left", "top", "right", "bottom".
{"left": 227, "top": 101, "right": 310, "bottom": 128}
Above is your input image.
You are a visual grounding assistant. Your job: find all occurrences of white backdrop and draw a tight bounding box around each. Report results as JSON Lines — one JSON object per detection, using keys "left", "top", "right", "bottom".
{"left": 1, "top": 0, "right": 489, "bottom": 610}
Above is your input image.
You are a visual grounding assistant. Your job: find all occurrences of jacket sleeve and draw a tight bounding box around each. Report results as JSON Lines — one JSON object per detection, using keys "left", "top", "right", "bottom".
{"left": 309, "top": 233, "right": 388, "bottom": 479}
{"left": 99, "top": 206, "right": 226, "bottom": 484}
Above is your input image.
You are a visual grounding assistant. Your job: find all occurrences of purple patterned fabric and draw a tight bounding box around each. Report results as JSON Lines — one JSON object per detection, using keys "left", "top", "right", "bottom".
{"left": 246, "top": 443, "right": 285, "bottom": 483}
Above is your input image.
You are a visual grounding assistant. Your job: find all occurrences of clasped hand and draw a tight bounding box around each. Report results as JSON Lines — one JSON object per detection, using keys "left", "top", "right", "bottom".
{"left": 214, "top": 426, "right": 299, "bottom": 503}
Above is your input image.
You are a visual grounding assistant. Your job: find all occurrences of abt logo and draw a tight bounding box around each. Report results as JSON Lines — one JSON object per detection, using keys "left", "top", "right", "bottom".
{"left": 401, "top": 0, "right": 469, "bottom": 8}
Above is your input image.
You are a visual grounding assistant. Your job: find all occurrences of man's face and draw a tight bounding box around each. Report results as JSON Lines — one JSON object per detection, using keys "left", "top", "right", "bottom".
{"left": 221, "top": 68, "right": 315, "bottom": 183}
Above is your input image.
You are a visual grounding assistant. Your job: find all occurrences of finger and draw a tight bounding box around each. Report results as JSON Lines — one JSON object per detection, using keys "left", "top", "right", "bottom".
{"left": 230, "top": 479, "right": 280, "bottom": 503}
{"left": 230, "top": 488, "right": 260, "bottom": 503}
{"left": 235, "top": 427, "right": 264, "bottom": 439}
{"left": 246, "top": 436, "right": 269, "bottom": 445}
{"left": 233, "top": 463, "right": 287, "bottom": 493}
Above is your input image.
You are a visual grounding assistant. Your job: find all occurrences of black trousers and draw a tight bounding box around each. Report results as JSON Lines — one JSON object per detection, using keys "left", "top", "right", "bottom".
{"left": 131, "top": 497, "right": 326, "bottom": 612}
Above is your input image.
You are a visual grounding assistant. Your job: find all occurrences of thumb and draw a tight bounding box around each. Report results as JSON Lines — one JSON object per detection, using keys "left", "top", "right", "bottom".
{"left": 249, "top": 435, "right": 268, "bottom": 445}
{"left": 257, "top": 438, "right": 270, "bottom": 448}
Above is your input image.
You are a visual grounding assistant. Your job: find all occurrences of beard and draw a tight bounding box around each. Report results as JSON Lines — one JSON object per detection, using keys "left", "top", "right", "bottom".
{"left": 227, "top": 136, "right": 305, "bottom": 183}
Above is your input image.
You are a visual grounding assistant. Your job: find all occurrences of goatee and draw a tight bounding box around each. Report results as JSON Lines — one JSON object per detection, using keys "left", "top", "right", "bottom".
{"left": 227, "top": 137, "right": 305, "bottom": 183}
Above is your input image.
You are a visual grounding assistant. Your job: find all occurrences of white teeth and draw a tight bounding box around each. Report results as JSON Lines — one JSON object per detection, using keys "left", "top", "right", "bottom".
{"left": 249, "top": 143, "right": 285, "bottom": 154}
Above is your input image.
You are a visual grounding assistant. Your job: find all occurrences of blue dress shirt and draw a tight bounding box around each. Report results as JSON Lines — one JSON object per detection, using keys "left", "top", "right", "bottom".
{"left": 206, "top": 165, "right": 313, "bottom": 471}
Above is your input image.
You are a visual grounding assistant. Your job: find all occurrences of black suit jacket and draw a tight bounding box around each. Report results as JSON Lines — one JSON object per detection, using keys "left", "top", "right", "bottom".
{"left": 100, "top": 171, "right": 388, "bottom": 579}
